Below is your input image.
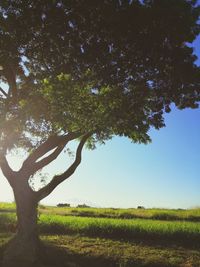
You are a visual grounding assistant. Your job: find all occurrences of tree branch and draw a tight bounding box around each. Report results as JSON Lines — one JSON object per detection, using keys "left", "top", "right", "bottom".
{"left": 3, "top": 64, "right": 17, "bottom": 101}
{"left": 0, "top": 153, "right": 15, "bottom": 188}
{"left": 22, "top": 132, "right": 81, "bottom": 169}
{"left": 36, "top": 133, "right": 90, "bottom": 201}
{"left": 0, "top": 87, "right": 8, "bottom": 98}
{"left": 30, "top": 144, "right": 65, "bottom": 175}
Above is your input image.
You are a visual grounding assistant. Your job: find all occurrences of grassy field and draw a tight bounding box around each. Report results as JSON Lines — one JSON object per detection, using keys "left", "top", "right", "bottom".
{"left": 1, "top": 203, "right": 200, "bottom": 266}
{"left": 2, "top": 202, "right": 200, "bottom": 221}
{"left": 38, "top": 205, "right": 200, "bottom": 221}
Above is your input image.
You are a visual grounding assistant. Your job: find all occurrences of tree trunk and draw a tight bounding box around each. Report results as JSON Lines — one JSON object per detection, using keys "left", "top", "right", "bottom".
{"left": 2, "top": 181, "right": 40, "bottom": 267}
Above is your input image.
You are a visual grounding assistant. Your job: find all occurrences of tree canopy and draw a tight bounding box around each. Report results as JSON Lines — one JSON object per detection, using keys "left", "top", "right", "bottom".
{"left": 0, "top": 0, "right": 199, "bottom": 154}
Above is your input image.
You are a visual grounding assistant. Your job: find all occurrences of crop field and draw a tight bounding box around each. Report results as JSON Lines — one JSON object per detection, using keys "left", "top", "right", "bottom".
{"left": 38, "top": 205, "right": 200, "bottom": 221}
{"left": 2, "top": 202, "right": 200, "bottom": 221}
{"left": 1, "top": 203, "right": 200, "bottom": 266}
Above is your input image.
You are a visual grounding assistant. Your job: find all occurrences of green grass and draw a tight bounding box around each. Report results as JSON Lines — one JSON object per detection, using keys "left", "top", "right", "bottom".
{"left": 2, "top": 202, "right": 200, "bottom": 222}
{"left": 0, "top": 202, "right": 15, "bottom": 212}
{"left": 38, "top": 214, "right": 200, "bottom": 244}
{"left": 39, "top": 205, "right": 200, "bottom": 221}
{"left": 1, "top": 212, "right": 200, "bottom": 245}
{"left": 1, "top": 203, "right": 200, "bottom": 266}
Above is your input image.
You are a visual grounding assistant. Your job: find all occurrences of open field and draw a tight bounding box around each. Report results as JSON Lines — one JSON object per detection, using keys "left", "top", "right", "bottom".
{"left": 1, "top": 203, "right": 200, "bottom": 266}
{"left": 40, "top": 206, "right": 200, "bottom": 221}
{"left": 2, "top": 202, "right": 200, "bottom": 221}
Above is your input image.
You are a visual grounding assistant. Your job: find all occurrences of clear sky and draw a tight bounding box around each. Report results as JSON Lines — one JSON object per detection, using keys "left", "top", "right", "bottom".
{"left": 0, "top": 35, "right": 199, "bottom": 209}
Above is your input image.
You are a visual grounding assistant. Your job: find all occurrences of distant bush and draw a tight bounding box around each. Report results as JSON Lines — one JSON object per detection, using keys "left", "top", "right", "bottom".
{"left": 57, "top": 203, "right": 70, "bottom": 207}
{"left": 77, "top": 204, "right": 90, "bottom": 208}
{"left": 137, "top": 206, "right": 145, "bottom": 209}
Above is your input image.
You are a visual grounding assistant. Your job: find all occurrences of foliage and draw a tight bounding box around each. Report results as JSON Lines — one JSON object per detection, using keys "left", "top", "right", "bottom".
{"left": 0, "top": 0, "right": 200, "bottom": 151}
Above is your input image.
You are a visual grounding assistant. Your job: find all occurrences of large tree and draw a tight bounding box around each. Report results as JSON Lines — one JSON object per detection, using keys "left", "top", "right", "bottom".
{"left": 0, "top": 0, "right": 200, "bottom": 266}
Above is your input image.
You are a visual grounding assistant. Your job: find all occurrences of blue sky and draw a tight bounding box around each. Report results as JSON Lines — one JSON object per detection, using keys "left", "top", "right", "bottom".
{"left": 0, "top": 34, "right": 200, "bottom": 209}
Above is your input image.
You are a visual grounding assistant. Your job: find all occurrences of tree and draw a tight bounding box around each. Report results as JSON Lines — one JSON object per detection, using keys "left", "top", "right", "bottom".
{"left": 0, "top": 0, "right": 200, "bottom": 266}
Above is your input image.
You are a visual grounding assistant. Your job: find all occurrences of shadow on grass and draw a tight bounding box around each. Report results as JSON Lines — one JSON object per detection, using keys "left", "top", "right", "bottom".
{"left": 39, "top": 224, "right": 200, "bottom": 251}
{"left": 0, "top": 234, "right": 179, "bottom": 267}
{"left": 39, "top": 242, "right": 177, "bottom": 267}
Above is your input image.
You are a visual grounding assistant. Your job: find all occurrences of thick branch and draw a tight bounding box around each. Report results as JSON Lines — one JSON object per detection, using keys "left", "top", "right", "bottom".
{"left": 30, "top": 144, "right": 65, "bottom": 175}
{"left": 36, "top": 133, "right": 90, "bottom": 201}
{"left": 0, "top": 153, "right": 15, "bottom": 187}
{"left": 3, "top": 64, "right": 17, "bottom": 101}
{"left": 23, "top": 132, "right": 81, "bottom": 169}
{"left": 0, "top": 87, "right": 8, "bottom": 98}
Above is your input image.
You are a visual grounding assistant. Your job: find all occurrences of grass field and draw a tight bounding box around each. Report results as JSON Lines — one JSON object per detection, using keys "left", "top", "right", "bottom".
{"left": 1, "top": 203, "right": 200, "bottom": 266}
{"left": 38, "top": 205, "right": 200, "bottom": 221}
{"left": 2, "top": 202, "right": 200, "bottom": 221}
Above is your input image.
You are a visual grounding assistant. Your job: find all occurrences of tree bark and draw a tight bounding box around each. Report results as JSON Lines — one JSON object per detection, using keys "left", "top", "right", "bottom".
{"left": 2, "top": 181, "right": 40, "bottom": 267}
